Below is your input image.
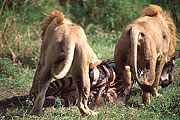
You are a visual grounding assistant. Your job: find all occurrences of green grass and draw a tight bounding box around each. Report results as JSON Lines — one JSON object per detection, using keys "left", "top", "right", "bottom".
{"left": 0, "top": 0, "right": 180, "bottom": 119}
{"left": 0, "top": 33, "right": 180, "bottom": 119}
{"left": 0, "top": 58, "right": 34, "bottom": 99}
{"left": 87, "top": 31, "right": 121, "bottom": 59}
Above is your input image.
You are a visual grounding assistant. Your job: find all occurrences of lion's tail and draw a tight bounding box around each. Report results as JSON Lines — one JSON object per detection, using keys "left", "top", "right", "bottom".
{"left": 54, "top": 39, "right": 75, "bottom": 79}
{"left": 130, "top": 26, "right": 155, "bottom": 95}
{"left": 130, "top": 26, "right": 140, "bottom": 86}
{"left": 142, "top": 4, "right": 162, "bottom": 17}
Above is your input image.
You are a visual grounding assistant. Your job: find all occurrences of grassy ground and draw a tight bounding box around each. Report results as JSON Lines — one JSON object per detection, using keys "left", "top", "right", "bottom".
{"left": 0, "top": 32, "right": 180, "bottom": 119}
{"left": 0, "top": 1, "right": 180, "bottom": 119}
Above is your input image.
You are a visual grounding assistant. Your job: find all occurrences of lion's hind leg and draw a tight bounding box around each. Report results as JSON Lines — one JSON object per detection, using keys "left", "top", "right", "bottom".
{"left": 142, "top": 58, "right": 157, "bottom": 104}
{"left": 29, "top": 64, "right": 52, "bottom": 115}
{"left": 30, "top": 44, "right": 65, "bottom": 115}
{"left": 153, "top": 57, "right": 166, "bottom": 97}
{"left": 73, "top": 65, "right": 98, "bottom": 115}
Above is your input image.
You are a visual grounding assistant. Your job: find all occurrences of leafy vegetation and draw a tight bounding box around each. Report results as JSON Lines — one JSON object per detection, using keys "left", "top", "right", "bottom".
{"left": 0, "top": 0, "right": 180, "bottom": 119}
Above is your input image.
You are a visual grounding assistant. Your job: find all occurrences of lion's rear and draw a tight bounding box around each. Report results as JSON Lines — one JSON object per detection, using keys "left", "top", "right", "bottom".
{"left": 114, "top": 4, "right": 178, "bottom": 105}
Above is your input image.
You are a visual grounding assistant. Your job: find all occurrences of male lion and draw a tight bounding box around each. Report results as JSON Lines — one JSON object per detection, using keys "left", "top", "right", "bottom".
{"left": 29, "top": 10, "right": 99, "bottom": 115}
{"left": 114, "top": 4, "right": 178, "bottom": 104}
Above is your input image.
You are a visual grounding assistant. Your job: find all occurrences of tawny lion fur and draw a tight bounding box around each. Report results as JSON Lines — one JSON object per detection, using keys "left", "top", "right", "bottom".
{"left": 29, "top": 10, "right": 99, "bottom": 115}
{"left": 114, "top": 4, "right": 178, "bottom": 104}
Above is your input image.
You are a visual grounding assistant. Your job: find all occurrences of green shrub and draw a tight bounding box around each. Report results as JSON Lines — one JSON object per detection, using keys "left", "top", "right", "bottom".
{"left": 0, "top": 0, "right": 179, "bottom": 67}
{"left": 58, "top": 0, "right": 149, "bottom": 31}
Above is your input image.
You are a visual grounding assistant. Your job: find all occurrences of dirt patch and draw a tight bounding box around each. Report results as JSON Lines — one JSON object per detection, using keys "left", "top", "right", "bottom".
{"left": 0, "top": 86, "right": 29, "bottom": 100}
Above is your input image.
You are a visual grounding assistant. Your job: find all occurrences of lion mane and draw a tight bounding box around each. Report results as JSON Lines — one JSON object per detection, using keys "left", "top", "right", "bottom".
{"left": 142, "top": 4, "right": 178, "bottom": 57}
{"left": 41, "top": 10, "right": 72, "bottom": 40}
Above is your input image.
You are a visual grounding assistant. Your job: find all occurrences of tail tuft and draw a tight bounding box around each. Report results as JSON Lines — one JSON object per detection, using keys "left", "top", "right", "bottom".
{"left": 139, "top": 84, "right": 156, "bottom": 96}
